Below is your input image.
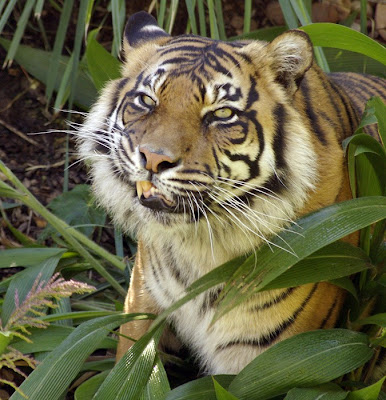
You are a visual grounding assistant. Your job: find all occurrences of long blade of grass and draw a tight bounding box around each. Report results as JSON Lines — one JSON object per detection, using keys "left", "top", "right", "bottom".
{"left": 360, "top": 0, "right": 368, "bottom": 35}
{"left": 34, "top": 0, "right": 45, "bottom": 18}
{"left": 165, "top": 0, "right": 179, "bottom": 34}
{"left": 53, "top": 52, "right": 73, "bottom": 110}
{"left": 111, "top": 0, "right": 125, "bottom": 57}
{"left": 214, "top": 0, "right": 226, "bottom": 40}
{"left": 278, "top": 0, "right": 298, "bottom": 29}
{"left": 158, "top": 0, "right": 167, "bottom": 28}
{"left": 68, "top": 0, "right": 89, "bottom": 108}
{"left": 3, "top": 0, "right": 37, "bottom": 68}
{"left": 289, "top": 0, "right": 330, "bottom": 72}
{"left": 243, "top": 0, "right": 252, "bottom": 34}
{"left": 207, "top": 0, "right": 219, "bottom": 39}
{"left": 185, "top": 0, "right": 198, "bottom": 35}
{"left": 0, "top": 0, "right": 18, "bottom": 36}
{"left": 46, "top": 0, "right": 74, "bottom": 104}
{"left": 197, "top": 0, "right": 207, "bottom": 36}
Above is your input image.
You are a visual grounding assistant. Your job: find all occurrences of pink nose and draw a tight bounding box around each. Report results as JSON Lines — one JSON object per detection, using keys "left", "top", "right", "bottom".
{"left": 139, "top": 147, "right": 178, "bottom": 173}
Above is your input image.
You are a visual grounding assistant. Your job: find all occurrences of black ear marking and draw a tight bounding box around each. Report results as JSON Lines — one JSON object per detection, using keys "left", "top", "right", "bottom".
{"left": 124, "top": 11, "right": 170, "bottom": 48}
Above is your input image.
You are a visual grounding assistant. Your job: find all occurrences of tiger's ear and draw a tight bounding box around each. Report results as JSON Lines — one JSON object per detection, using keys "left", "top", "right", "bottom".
{"left": 123, "top": 11, "right": 170, "bottom": 54}
{"left": 267, "top": 30, "right": 313, "bottom": 94}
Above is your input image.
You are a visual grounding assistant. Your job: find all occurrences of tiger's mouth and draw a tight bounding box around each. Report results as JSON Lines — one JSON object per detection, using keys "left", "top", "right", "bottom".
{"left": 136, "top": 181, "right": 176, "bottom": 212}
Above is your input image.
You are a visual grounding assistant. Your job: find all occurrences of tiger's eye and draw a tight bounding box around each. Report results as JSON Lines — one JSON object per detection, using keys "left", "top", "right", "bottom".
{"left": 141, "top": 94, "right": 156, "bottom": 107}
{"left": 213, "top": 108, "right": 233, "bottom": 119}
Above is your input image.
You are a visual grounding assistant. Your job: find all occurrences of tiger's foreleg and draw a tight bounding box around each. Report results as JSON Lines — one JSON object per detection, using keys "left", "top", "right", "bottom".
{"left": 116, "top": 241, "right": 159, "bottom": 361}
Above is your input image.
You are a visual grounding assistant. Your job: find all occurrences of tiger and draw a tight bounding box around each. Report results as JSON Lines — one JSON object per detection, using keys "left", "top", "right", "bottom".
{"left": 78, "top": 11, "right": 386, "bottom": 374}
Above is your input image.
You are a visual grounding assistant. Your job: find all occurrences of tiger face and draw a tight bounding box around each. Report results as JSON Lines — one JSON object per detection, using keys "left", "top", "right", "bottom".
{"left": 79, "top": 12, "right": 318, "bottom": 260}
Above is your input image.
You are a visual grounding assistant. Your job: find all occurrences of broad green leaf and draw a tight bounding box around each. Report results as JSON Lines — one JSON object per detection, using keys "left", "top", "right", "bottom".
{"left": 86, "top": 29, "right": 121, "bottom": 91}
{"left": 139, "top": 356, "right": 171, "bottom": 400}
{"left": 92, "top": 324, "right": 165, "bottom": 400}
{"left": 74, "top": 371, "right": 109, "bottom": 400}
{"left": 0, "top": 248, "right": 66, "bottom": 268}
{"left": 263, "top": 242, "right": 371, "bottom": 290}
{"left": 215, "top": 197, "right": 386, "bottom": 323}
{"left": 347, "top": 377, "right": 385, "bottom": 400}
{"left": 228, "top": 330, "right": 373, "bottom": 400}
{"left": 343, "top": 134, "right": 386, "bottom": 159}
{"left": 81, "top": 359, "right": 115, "bottom": 372}
{"left": 357, "top": 313, "right": 386, "bottom": 328}
{"left": 10, "top": 314, "right": 134, "bottom": 400}
{"left": 300, "top": 24, "right": 386, "bottom": 66}
{"left": 367, "top": 97, "right": 386, "bottom": 146}
{"left": 285, "top": 383, "right": 348, "bottom": 400}
{"left": 329, "top": 277, "right": 358, "bottom": 301}
{"left": 12, "top": 326, "right": 74, "bottom": 353}
{"left": 45, "top": 184, "right": 106, "bottom": 238}
{"left": 166, "top": 376, "right": 235, "bottom": 400}
{"left": 213, "top": 378, "right": 239, "bottom": 400}
{"left": 1, "top": 254, "right": 62, "bottom": 325}
{"left": 0, "top": 38, "right": 97, "bottom": 109}
{"left": 185, "top": 0, "right": 198, "bottom": 35}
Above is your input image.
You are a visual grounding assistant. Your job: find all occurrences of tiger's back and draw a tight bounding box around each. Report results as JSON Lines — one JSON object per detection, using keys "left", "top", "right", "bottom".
{"left": 78, "top": 12, "right": 386, "bottom": 374}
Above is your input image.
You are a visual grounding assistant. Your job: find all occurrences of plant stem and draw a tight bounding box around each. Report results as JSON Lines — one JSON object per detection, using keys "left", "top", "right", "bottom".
{"left": 0, "top": 161, "right": 127, "bottom": 297}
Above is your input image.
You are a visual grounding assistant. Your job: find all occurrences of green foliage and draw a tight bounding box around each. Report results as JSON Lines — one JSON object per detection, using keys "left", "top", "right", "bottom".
{"left": 0, "top": 1, "right": 385, "bottom": 398}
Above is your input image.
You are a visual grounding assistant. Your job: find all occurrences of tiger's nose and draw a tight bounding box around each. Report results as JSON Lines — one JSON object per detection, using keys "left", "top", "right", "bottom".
{"left": 139, "top": 147, "right": 180, "bottom": 173}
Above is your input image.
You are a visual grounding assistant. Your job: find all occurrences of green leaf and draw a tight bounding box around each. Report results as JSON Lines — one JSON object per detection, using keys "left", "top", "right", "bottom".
{"left": 139, "top": 356, "right": 171, "bottom": 400}
{"left": 86, "top": 29, "right": 121, "bottom": 91}
{"left": 12, "top": 326, "right": 74, "bottom": 353}
{"left": 214, "top": 197, "right": 386, "bottom": 323}
{"left": 0, "top": 38, "right": 97, "bottom": 109}
{"left": 74, "top": 371, "right": 109, "bottom": 400}
{"left": 357, "top": 313, "right": 386, "bottom": 328}
{"left": 367, "top": 97, "right": 386, "bottom": 146}
{"left": 45, "top": 184, "right": 106, "bottom": 237}
{"left": 263, "top": 242, "right": 371, "bottom": 291}
{"left": 92, "top": 323, "right": 165, "bottom": 400}
{"left": 166, "top": 376, "right": 235, "bottom": 400}
{"left": 278, "top": 0, "right": 298, "bottom": 29}
{"left": 228, "top": 330, "right": 373, "bottom": 400}
{"left": 0, "top": 248, "right": 66, "bottom": 268}
{"left": 9, "top": 314, "right": 133, "bottom": 400}
{"left": 300, "top": 23, "right": 386, "bottom": 65}
{"left": 329, "top": 277, "right": 358, "bottom": 301}
{"left": 346, "top": 377, "right": 385, "bottom": 400}
{"left": 213, "top": 378, "right": 239, "bottom": 400}
{"left": 285, "top": 383, "right": 348, "bottom": 400}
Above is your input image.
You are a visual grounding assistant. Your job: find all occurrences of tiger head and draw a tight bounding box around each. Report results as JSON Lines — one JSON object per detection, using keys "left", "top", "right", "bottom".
{"left": 79, "top": 12, "right": 318, "bottom": 258}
